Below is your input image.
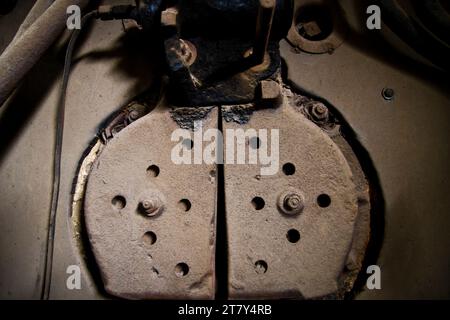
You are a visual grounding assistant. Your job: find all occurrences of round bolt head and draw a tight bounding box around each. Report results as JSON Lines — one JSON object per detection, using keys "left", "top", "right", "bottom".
{"left": 179, "top": 39, "right": 197, "bottom": 67}
{"left": 315, "top": 104, "right": 327, "bottom": 114}
{"left": 277, "top": 190, "right": 304, "bottom": 216}
{"left": 142, "top": 200, "right": 154, "bottom": 209}
{"left": 140, "top": 197, "right": 163, "bottom": 217}
{"left": 285, "top": 194, "right": 302, "bottom": 210}
{"left": 128, "top": 110, "right": 140, "bottom": 121}
{"left": 311, "top": 103, "right": 329, "bottom": 121}
{"left": 382, "top": 87, "right": 395, "bottom": 101}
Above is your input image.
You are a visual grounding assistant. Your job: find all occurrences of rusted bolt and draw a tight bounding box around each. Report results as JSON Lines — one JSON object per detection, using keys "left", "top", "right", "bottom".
{"left": 179, "top": 39, "right": 197, "bottom": 67}
{"left": 142, "top": 200, "right": 158, "bottom": 214}
{"left": 139, "top": 197, "right": 163, "bottom": 217}
{"left": 277, "top": 190, "right": 304, "bottom": 216}
{"left": 128, "top": 110, "right": 140, "bottom": 121}
{"left": 311, "top": 103, "right": 329, "bottom": 122}
{"left": 284, "top": 194, "right": 302, "bottom": 211}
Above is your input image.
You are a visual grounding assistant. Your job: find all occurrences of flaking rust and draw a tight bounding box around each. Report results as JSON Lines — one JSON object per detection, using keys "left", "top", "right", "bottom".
{"left": 170, "top": 106, "right": 215, "bottom": 130}
{"left": 222, "top": 104, "right": 256, "bottom": 125}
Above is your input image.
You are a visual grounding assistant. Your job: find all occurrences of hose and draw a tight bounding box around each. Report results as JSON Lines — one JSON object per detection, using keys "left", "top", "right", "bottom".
{"left": 0, "top": 0, "right": 90, "bottom": 106}
{"left": 6, "top": 0, "right": 54, "bottom": 51}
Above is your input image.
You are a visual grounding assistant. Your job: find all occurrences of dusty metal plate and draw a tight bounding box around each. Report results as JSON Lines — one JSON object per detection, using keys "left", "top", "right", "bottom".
{"left": 84, "top": 107, "right": 218, "bottom": 299}
{"left": 223, "top": 87, "right": 365, "bottom": 299}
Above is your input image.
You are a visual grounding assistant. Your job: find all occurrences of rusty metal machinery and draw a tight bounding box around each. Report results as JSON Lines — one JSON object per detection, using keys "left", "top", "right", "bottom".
{"left": 70, "top": 0, "right": 378, "bottom": 300}
{"left": 84, "top": 108, "right": 218, "bottom": 299}
{"left": 80, "top": 86, "right": 373, "bottom": 300}
{"left": 222, "top": 88, "right": 371, "bottom": 299}
{"left": 4, "top": 0, "right": 450, "bottom": 303}
{"left": 162, "top": 0, "right": 293, "bottom": 105}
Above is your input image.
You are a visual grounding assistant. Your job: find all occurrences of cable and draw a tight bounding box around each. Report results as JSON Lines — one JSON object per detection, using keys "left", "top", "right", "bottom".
{"left": 42, "top": 10, "right": 98, "bottom": 300}
{"left": 41, "top": 2, "right": 159, "bottom": 299}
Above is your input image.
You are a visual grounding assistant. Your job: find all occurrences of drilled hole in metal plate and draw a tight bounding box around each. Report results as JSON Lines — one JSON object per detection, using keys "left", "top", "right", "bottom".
{"left": 295, "top": 4, "right": 334, "bottom": 41}
{"left": 111, "top": 195, "right": 126, "bottom": 210}
{"left": 182, "top": 139, "right": 194, "bottom": 150}
{"left": 282, "top": 163, "right": 296, "bottom": 175}
{"left": 251, "top": 197, "right": 265, "bottom": 210}
{"left": 147, "top": 165, "right": 160, "bottom": 177}
{"left": 249, "top": 136, "right": 261, "bottom": 150}
{"left": 178, "top": 199, "right": 192, "bottom": 212}
{"left": 317, "top": 194, "right": 331, "bottom": 208}
{"left": 175, "top": 263, "right": 189, "bottom": 277}
{"left": 286, "top": 229, "right": 301, "bottom": 243}
{"left": 254, "top": 260, "right": 268, "bottom": 274}
{"left": 209, "top": 170, "right": 216, "bottom": 183}
{"left": 142, "top": 231, "right": 157, "bottom": 246}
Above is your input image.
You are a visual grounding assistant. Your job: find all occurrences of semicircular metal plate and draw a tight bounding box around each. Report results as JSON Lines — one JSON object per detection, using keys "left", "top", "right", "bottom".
{"left": 84, "top": 107, "right": 218, "bottom": 299}
{"left": 222, "top": 97, "right": 360, "bottom": 299}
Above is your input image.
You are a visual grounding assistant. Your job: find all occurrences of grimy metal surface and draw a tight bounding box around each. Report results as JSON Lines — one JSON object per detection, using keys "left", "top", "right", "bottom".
{"left": 0, "top": 0, "right": 449, "bottom": 299}
{"left": 79, "top": 84, "right": 370, "bottom": 299}
{"left": 282, "top": 0, "right": 450, "bottom": 298}
{"left": 223, "top": 84, "right": 369, "bottom": 299}
{"left": 84, "top": 107, "right": 218, "bottom": 299}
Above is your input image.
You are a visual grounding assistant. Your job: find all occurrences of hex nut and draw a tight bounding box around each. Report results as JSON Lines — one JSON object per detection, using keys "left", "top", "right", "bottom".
{"left": 139, "top": 196, "right": 164, "bottom": 217}
{"left": 277, "top": 190, "right": 304, "bottom": 216}
{"left": 311, "top": 103, "right": 329, "bottom": 122}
